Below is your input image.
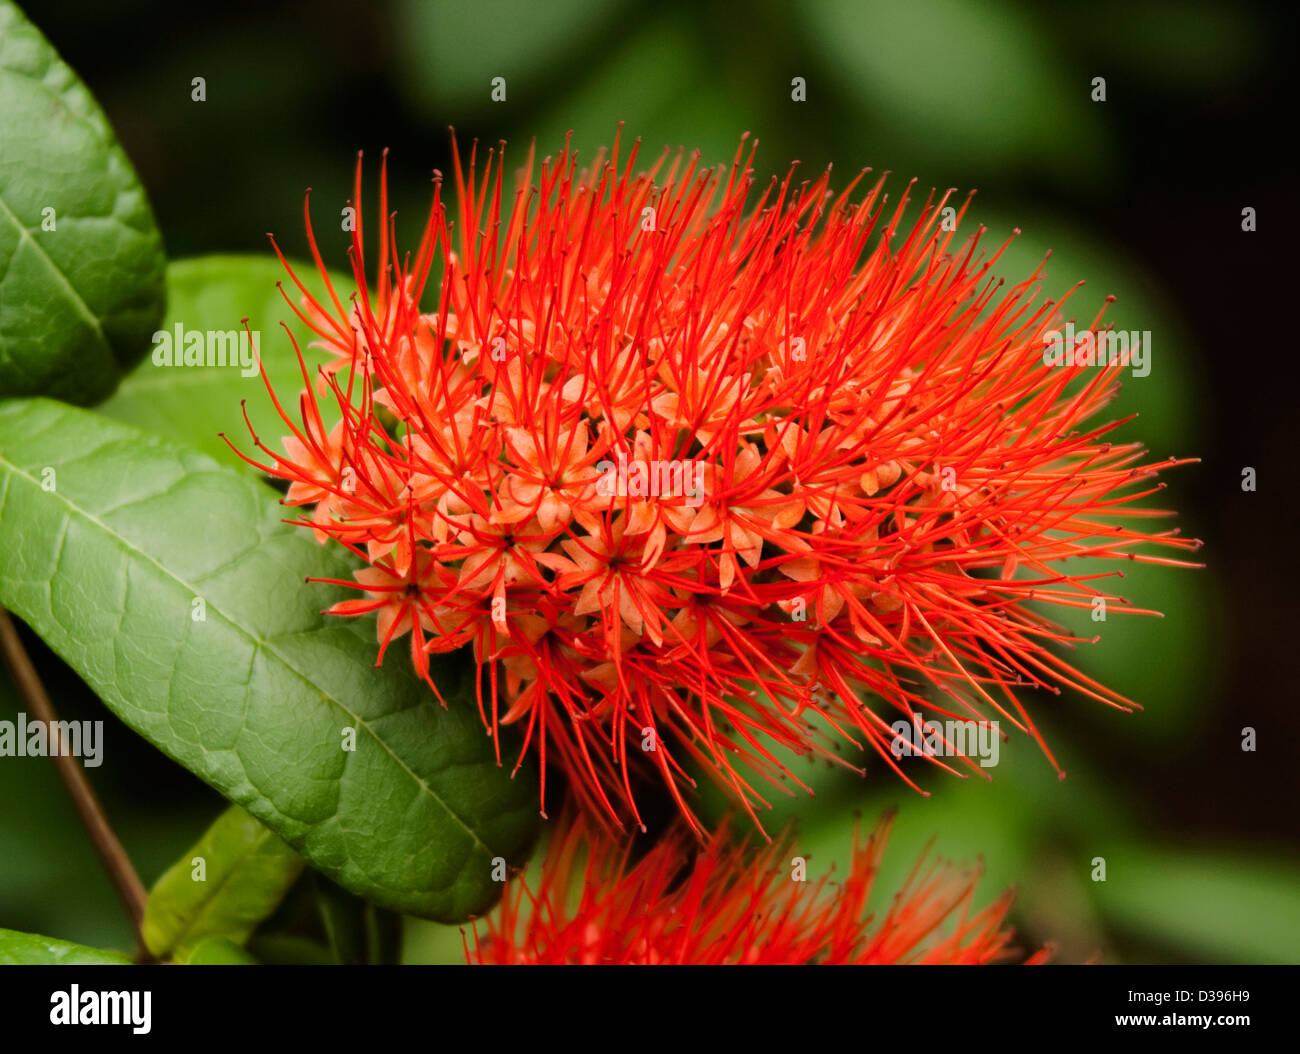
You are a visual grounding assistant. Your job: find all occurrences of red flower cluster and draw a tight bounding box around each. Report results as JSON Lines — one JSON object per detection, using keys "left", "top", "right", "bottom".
{"left": 466, "top": 810, "right": 1049, "bottom": 965}
{"left": 239, "top": 133, "right": 1199, "bottom": 832}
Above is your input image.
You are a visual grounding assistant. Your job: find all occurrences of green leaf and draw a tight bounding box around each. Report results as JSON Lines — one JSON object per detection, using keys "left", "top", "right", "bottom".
{"left": 800, "top": 0, "right": 1108, "bottom": 179}
{"left": 395, "top": 0, "right": 628, "bottom": 114}
{"left": 522, "top": 9, "right": 744, "bottom": 176}
{"left": 183, "top": 936, "right": 259, "bottom": 965}
{"left": 0, "top": 0, "right": 166, "bottom": 404}
{"left": 0, "top": 927, "right": 132, "bottom": 965}
{"left": 100, "top": 255, "right": 342, "bottom": 472}
{"left": 142, "top": 805, "right": 304, "bottom": 962}
{"left": 1097, "top": 846, "right": 1300, "bottom": 965}
{"left": 0, "top": 398, "right": 539, "bottom": 922}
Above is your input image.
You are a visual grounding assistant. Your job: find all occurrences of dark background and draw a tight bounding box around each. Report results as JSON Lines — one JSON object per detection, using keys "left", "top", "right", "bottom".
{"left": 4, "top": 0, "right": 1297, "bottom": 963}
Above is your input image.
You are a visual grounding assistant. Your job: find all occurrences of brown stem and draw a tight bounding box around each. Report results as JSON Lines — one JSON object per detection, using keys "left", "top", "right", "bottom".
{"left": 0, "top": 607, "right": 149, "bottom": 949}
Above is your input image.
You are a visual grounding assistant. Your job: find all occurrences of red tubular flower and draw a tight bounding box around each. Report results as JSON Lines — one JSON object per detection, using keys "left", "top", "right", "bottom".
{"left": 235, "top": 131, "right": 1201, "bottom": 833}
{"left": 466, "top": 810, "right": 1049, "bottom": 965}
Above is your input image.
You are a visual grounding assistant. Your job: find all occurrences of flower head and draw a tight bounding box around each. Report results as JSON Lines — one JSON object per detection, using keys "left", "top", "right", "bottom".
{"left": 237, "top": 133, "right": 1200, "bottom": 833}
{"left": 466, "top": 810, "right": 1049, "bottom": 965}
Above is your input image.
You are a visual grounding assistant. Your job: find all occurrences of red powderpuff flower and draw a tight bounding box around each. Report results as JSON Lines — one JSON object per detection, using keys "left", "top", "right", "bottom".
{"left": 466, "top": 810, "right": 1051, "bottom": 965}
{"left": 235, "top": 131, "right": 1201, "bottom": 834}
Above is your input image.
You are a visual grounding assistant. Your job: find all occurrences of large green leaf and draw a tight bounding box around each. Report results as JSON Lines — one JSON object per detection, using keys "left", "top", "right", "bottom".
{"left": 0, "top": 0, "right": 166, "bottom": 404}
{"left": 0, "top": 927, "right": 131, "bottom": 965}
{"left": 100, "top": 255, "right": 342, "bottom": 471}
{"left": 142, "top": 805, "right": 304, "bottom": 962}
{"left": 0, "top": 398, "right": 538, "bottom": 921}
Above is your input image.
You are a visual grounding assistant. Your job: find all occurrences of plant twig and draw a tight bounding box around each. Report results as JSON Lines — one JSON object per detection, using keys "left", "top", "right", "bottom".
{"left": 0, "top": 607, "right": 149, "bottom": 946}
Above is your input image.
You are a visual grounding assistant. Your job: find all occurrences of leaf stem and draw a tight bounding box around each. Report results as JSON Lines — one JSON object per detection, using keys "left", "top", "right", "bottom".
{"left": 0, "top": 607, "right": 150, "bottom": 953}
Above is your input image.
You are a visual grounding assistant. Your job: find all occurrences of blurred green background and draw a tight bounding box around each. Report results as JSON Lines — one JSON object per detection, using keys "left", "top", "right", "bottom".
{"left": 3, "top": 0, "right": 1297, "bottom": 964}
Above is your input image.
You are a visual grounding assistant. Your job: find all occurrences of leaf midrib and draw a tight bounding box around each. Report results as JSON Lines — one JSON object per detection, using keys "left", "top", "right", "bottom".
{"left": 0, "top": 442, "right": 495, "bottom": 879}
{"left": 0, "top": 194, "right": 110, "bottom": 351}
{"left": 164, "top": 825, "right": 294, "bottom": 954}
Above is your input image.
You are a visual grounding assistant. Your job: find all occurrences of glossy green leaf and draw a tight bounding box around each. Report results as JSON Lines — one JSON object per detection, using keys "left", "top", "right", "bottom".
{"left": 100, "top": 255, "right": 343, "bottom": 471}
{"left": 0, "top": 398, "right": 539, "bottom": 921}
{"left": 142, "top": 804, "right": 304, "bottom": 961}
{"left": 0, "top": 0, "right": 166, "bottom": 404}
{"left": 183, "top": 936, "right": 259, "bottom": 965}
{"left": 0, "top": 927, "right": 132, "bottom": 965}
